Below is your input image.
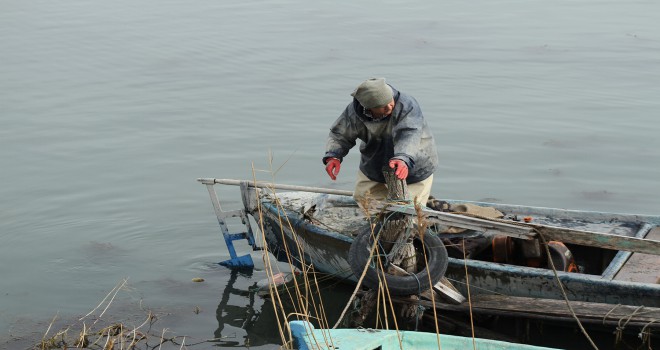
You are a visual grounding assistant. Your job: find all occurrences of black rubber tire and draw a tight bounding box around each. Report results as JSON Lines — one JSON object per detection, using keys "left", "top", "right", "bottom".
{"left": 348, "top": 223, "right": 448, "bottom": 296}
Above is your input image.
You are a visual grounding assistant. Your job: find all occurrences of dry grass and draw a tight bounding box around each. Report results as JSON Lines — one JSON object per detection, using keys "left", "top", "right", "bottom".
{"left": 31, "top": 279, "right": 227, "bottom": 350}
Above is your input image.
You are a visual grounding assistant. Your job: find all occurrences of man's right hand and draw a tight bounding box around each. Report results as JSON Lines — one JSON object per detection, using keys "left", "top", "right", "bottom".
{"left": 325, "top": 158, "right": 341, "bottom": 180}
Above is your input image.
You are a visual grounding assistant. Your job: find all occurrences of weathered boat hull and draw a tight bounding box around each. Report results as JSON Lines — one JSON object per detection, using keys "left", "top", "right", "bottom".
{"left": 258, "top": 192, "right": 660, "bottom": 307}
{"left": 198, "top": 178, "right": 660, "bottom": 347}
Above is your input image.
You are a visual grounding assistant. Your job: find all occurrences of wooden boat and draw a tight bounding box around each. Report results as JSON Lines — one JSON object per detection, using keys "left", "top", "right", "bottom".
{"left": 289, "top": 320, "right": 563, "bottom": 350}
{"left": 198, "top": 178, "right": 660, "bottom": 341}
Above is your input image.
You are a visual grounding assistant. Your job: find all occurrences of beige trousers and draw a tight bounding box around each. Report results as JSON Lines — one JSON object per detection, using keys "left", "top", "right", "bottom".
{"left": 353, "top": 170, "right": 433, "bottom": 211}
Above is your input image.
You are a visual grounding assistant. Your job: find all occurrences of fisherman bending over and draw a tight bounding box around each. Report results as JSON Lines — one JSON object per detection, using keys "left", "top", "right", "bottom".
{"left": 322, "top": 78, "right": 439, "bottom": 210}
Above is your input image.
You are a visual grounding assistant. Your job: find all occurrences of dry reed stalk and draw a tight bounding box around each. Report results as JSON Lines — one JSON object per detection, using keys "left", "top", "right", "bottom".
{"left": 250, "top": 165, "right": 292, "bottom": 348}
{"left": 332, "top": 208, "right": 379, "bottom": 329}
{"left": 80, "top": 278, "right": 129, "bottom": 322}
{"left": 373, "top": 241, "right": 404, "bottom": 350}
{"left": 462, "top": 239, "right": 477, "bottom": 350}
{"left": 414, "top": 200, "right": 443, "bottom": 350}
{"left": 253, "top": 163, "right": 328, "bottom": 349}
{"left": 304, "top": 265, "right": 336, "bottom": 349}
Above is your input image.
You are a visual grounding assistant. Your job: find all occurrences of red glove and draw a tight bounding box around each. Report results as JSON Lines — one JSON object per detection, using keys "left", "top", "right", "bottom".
{"left": 325, "top": 158, "right": 341, "bottom": 180}
{"left": 389, "top": 159, "right": 408, "bottom": 180}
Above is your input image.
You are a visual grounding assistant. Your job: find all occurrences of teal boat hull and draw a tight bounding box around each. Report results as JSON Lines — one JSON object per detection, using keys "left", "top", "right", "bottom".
{"left": 290, "top": 321, "right": 562, "bottom": 350}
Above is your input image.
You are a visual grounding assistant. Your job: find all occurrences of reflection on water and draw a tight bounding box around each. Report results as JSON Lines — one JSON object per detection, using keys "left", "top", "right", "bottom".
{"left": 213, "top": 269, "right": 263, "bottom": 348}
{"left": 211, "top": 267, "right": 358, "bottom": 348}
{"left": 209, "top": 271, "right": 352, "bottom": 348}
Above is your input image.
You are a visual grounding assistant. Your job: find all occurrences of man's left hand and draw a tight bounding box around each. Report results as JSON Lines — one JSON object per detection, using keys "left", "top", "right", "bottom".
{"left": 389, "top": 159, "right": 408, "bottom": 180}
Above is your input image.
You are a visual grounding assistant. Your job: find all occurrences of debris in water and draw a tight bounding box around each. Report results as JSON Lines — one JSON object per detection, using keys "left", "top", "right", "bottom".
{"left": 253, "top": 270, "right": 300, "bottom": 297}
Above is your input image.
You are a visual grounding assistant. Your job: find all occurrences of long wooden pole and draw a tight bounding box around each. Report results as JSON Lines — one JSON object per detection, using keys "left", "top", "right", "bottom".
{"left": 381, "top": 203, "right": 660, "bottom": 255}
{"left": 197, "top": 178, "right": 354, "bottom": 196}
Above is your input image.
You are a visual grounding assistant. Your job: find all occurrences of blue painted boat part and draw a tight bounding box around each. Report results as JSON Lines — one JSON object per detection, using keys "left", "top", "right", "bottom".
{"left": 200, "top": 179, "right": 260, "bottom": 269}
{"left": 289, "top": 321, "right": 563, "bottom": 350}
{"left": 218, "top": 234, "right": 254, "bottom": 269}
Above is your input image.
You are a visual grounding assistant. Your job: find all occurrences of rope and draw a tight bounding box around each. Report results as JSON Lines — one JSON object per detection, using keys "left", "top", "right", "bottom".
{"left": 462, "top": 239, "right": 477, "bottom": 350}
{"left": 374, "top": 240, "right": 390, "bottom": 268}
{"left": 602, "top": 304, "right": 622, "bottom": 325}
{"left": 411, "top": 272, "right": 422, "bottom": 331}
{"left": 415, "top": 303, "right": 425, "bottom": 331}
{"left": 615, "top": 305, "right": 646, "bottom": 345}
{"left": 539, "top": 231, "right": 600, "bottom": 350}
{"left": 639, "top": 320, "right": 657, "bottom": 349}
{"left": 331, "top": 220, "right": 382, "bottom": 329}
{"left": 617, "top": 305, "right": 645, "bottom": 329}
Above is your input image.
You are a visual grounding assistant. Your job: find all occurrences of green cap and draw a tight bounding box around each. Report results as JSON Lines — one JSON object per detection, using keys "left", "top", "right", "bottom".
{"left": 351, "top": 78, "right": 393, "bottom": 109}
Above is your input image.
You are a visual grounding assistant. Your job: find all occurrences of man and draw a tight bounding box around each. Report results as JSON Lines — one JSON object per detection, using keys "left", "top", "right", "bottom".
{"left": 322, "top": 78, "right": 439, "bottom": 210}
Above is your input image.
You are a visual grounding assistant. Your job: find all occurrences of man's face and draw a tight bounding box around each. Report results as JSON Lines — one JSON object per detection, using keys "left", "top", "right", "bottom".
{"left": 369, "top": 99, "right": 395, "bottom": 119}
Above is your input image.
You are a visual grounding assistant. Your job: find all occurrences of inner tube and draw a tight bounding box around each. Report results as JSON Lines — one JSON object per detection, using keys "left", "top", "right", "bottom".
{"left": 348, "top": 223, "right": 448, "bottom": 295}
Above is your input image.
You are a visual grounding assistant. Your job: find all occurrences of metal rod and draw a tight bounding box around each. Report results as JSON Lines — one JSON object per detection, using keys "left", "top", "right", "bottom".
{"left": 197, "top": 178, "right": 354, "bottom": 196}
{"left": 380, "top": 202, "right": 536, "bottom": 240}
{"left": 198, "top": 178, "right": 660, "bottom": 254}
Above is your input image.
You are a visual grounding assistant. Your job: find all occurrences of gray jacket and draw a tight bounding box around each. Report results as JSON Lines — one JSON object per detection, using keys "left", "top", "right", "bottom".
{"left": 323, "top": 86, "right": 438, "bottom": 184}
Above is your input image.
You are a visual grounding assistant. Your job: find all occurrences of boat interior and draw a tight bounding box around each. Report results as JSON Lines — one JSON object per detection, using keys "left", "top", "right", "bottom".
{"left": 270, "top": 191, "right": 659, "bottom": 281}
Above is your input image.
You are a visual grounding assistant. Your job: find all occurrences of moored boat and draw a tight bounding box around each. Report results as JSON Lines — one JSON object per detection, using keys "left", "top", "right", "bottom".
{"left": 289, "top": 320, "right": 563, "bottom": 350}
{"left": 198, "top": 178, "right": 660, "bottom": 343}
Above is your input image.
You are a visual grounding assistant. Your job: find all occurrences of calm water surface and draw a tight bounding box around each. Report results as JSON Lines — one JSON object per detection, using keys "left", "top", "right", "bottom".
{"left": 1, "top": 1, "right": 659, "bottom": 349}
